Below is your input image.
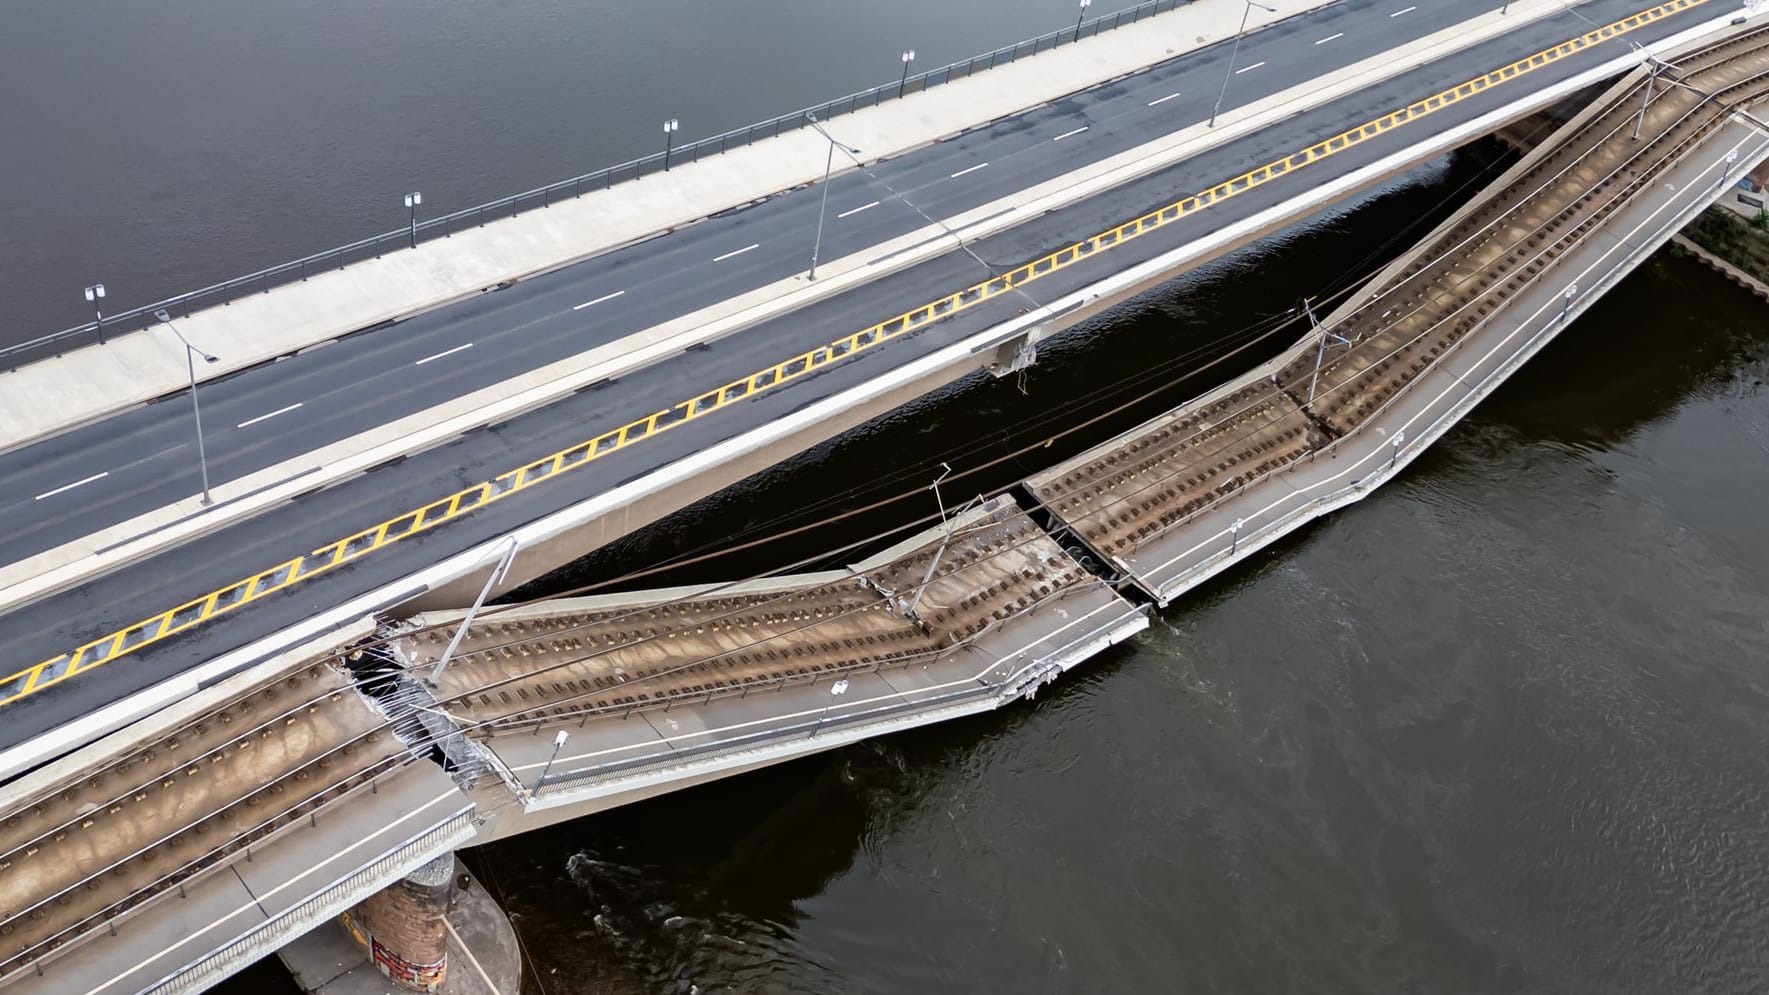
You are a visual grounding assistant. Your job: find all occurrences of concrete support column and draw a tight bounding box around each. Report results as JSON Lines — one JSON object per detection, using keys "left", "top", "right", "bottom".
{"left": 339, "top": 853, "right": 454, "bottom": 992}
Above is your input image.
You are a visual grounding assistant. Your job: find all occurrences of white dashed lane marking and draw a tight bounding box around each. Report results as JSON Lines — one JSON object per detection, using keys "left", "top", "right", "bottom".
{"left": 414, "top": 343, "right": 474, "bottom": 366}
{"left": 236, "top": 403, "right": 303, "bottom": 429}
{"left": 573, "top": 290, "right": 625, "bottom": 310}
{"left": 35, "top": 472, "right": 109, "bottom": 501}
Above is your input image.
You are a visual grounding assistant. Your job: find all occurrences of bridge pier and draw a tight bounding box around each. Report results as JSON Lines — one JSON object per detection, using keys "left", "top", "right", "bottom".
{"left": 279, "top": 857, "right": 520, "bottom": 995}
{"left": 340, "top": 853, "right": 453, "bottom": 992}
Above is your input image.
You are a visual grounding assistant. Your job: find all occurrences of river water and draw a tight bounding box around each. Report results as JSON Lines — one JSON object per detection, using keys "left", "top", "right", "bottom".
{"left": 6, "top": 2, "right": 1766, "bottom": 993}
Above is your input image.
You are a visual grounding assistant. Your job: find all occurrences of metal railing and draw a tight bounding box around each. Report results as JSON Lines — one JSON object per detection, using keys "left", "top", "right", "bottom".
{"left": 3, "top": 0, "right": 1200, "bottom": 370}
{"left": 141, "top": 805, "right": 475, "bottom": 995}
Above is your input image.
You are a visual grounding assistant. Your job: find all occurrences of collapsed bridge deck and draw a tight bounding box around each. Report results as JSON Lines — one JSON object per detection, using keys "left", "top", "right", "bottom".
{"left": 1029, "top": 23, "right": 1769, "bottom": 602}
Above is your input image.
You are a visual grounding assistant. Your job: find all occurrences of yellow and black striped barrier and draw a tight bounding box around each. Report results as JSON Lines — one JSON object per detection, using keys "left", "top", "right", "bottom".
{"left": 0, "top": 0, "right": 1705, "bottom": 709}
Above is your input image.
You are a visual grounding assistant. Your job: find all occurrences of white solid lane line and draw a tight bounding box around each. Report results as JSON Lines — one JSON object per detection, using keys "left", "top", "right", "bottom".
{"left": 572, "top": 290, "right": 625, "bottom": 310}
{"left": 1148, "top": 92, "right": 1182, "bottom": 106}
{"left": 950, "top": 162, "right": 990, "bottom": 179}
{"left": 236, "top": 402, "right": 303, "bottom": 429}
{"left": 1053, "top": 126, "right": 1090, "bottom": 141}
{"left": 1390, "top": 5, "right": 1416, "bottom": 15}
{"left": 1235, "top": 60, "right": 1266, "bottom": 74}
{"left": 713, "top": 243, "right": 760, "bottom": 262}
{"left": 414, "top": 342, "right": 474, "bottom": 366}
{"left": 1316, "top": 32, "right": 1344, "bottom": 44}
{"left": 837, "top": 201, "right": 880, "bottom": 219}
{"left": 35, "top": 472, "right": 109, "bottom": 502}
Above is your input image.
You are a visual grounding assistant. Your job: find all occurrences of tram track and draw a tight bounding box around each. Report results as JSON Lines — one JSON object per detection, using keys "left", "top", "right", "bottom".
{"left": 1033, "top": 27, "right": 1769, "bottom": 562}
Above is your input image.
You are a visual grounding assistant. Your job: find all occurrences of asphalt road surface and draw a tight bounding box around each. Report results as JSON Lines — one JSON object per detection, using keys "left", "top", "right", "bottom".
{"left": 0, "top": 0, "right": 1515, "bottom": 564}
{"left": 0, "top": 0, "right": 1713, "bottom": 750}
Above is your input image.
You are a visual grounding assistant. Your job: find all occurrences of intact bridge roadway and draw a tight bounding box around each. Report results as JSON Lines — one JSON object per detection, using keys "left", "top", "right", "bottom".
{"left": 3, "top": 0, "right": 1514, "bottom": 563}
{"left": 0, "top": 0, "right": 1735, "bottom": 759}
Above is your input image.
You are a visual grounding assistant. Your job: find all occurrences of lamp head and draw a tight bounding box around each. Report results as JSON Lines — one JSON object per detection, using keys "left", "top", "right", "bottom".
{"left": 154, "top": 309, "right": 171, "bottom": 323}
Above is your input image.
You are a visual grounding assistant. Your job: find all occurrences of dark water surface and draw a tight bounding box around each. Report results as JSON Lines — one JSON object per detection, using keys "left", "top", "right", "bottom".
{"left": 0, "top": 0, "right": 1147, "bottom": 345}
{"left": 9, "top": 2, "right": 1767, "bottom": 993}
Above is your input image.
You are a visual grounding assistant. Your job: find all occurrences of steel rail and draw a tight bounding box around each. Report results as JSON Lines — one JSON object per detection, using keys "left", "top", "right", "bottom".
{"left": 426, "top": 517, "right": 1089, "bottom": 733}
{"left": 534, "top": 595, "right": 1136, "bottom": 792}
{"left": 0, "top": 749, "right": 418, "bottom": 979}
{"left": 1324, "top": 38, "right": 1726, "bottom": 328}
{"left": 0, "top": 668, "right": 369, "bottom": 878}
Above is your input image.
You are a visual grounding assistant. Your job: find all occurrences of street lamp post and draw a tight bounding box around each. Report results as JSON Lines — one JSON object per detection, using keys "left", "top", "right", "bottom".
{"left": 84, "top": 284, "right": 107, "bottom": 345}
{"left": 535, "top": 730, "right": 568, "bottom": 792}
{"left": 1230, "top": 517, "right": 1246, "bottom": 555}
{"left": 1210, "top": 0, "right": 1276, "bottom": 128}
{"left": 404, "top": 192, "right": 423, "bottom": 250}
{"left": 807, "top": 114, "right": 862, "bottom": 281}
{"left": 1390, "top": 430, "right": 1405, "bottom": 469}
{"left": 811, "top": 678, "right": 851, "bottom": 737}
{"left": 898, "top": 49, "right": 916, "bottom": 98}
{"left": 662, "top": 118, "right": 680, "bottom": 171}
{"left": 1076, "top": 0, "right": 1092, "bottom": 39}
{"left": 154, "top": 309, "right": 219, "bottom": 506}
{"left": 1719, "top": 147, "right": 1740, "bottom": 194}
{"left": 1560, "top": 283, "right": 1578, "bottom": 323}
